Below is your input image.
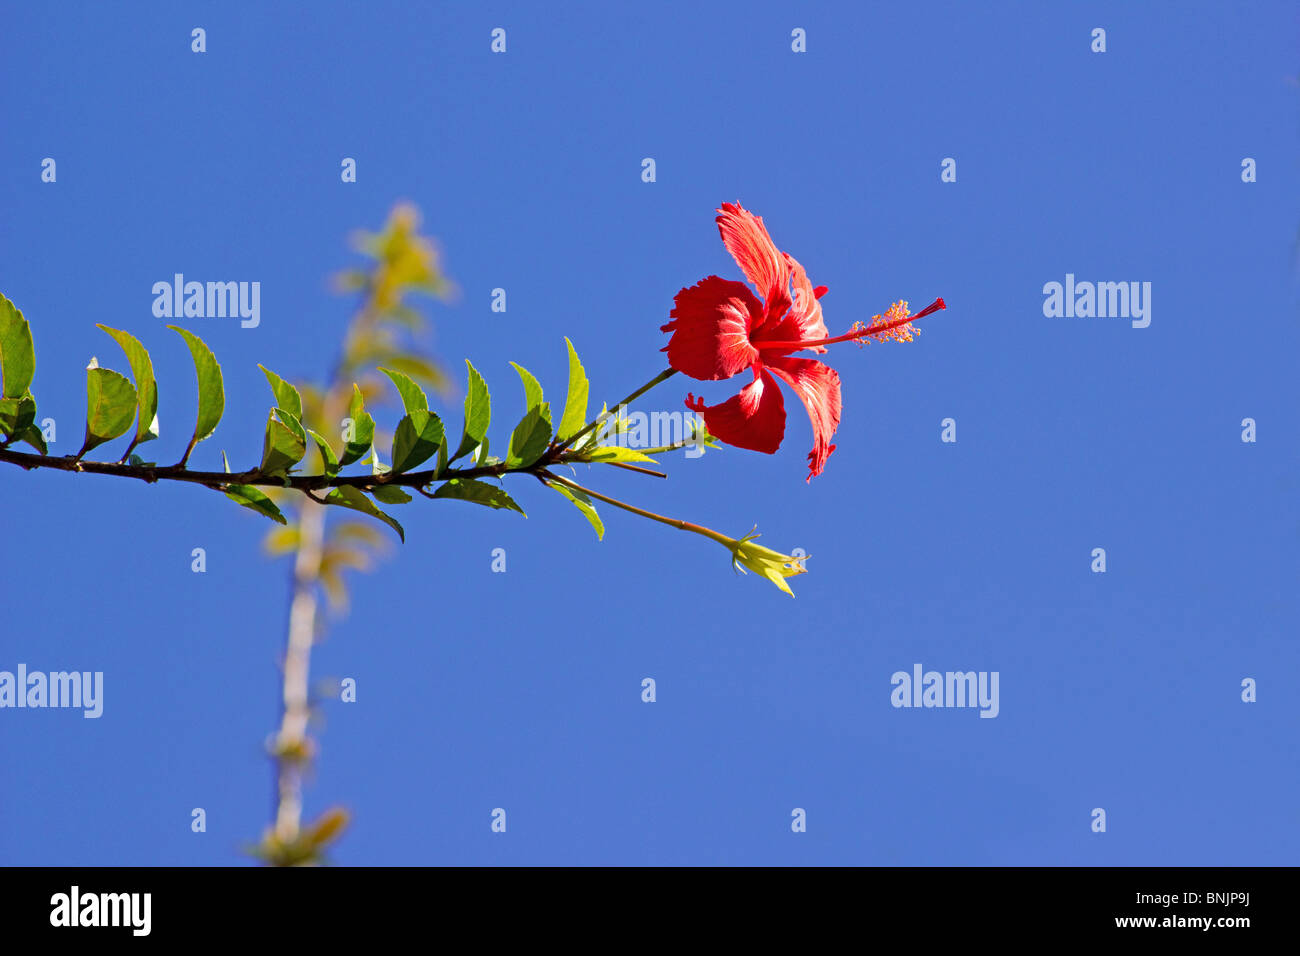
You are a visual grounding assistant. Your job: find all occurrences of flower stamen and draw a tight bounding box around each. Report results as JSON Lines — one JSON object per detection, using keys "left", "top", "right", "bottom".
{"left": 758, "top": 297, "right": 946, "bottom": 352}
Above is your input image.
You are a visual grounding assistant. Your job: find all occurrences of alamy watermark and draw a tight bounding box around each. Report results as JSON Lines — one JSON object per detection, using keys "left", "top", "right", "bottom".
{"left": 50, "top": 886, "right": 150, "bottom": 936}
{"left": 1042, "top": 274, "right": 1150, "bottom": 328}
{"left": 152, "top": 274, "right": 260, "bottom": 328}
{"left": 594, "top": 404, "right": 709, "bottom": 457}
{"left": 891, "top": 663, "right": 999, "bottom": 718}
{"left": 0, "top": 664, "right": 103, "bottom": 718}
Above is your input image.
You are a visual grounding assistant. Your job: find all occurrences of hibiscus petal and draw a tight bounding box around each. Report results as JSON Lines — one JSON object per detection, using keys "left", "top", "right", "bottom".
{"left": 660, "top": 276, "right": 764, "bottom": 381}
{"left": 766, "top": 355, "right": 841, "bottom": 480}
{"left": 754, "top": 251, "right": 830, "bottom": 353}
{"left": 716, "top": 203, "right": 791, "bottom": 317}
{"left": 685, "top": 366, "right": 786, "bottom": 454}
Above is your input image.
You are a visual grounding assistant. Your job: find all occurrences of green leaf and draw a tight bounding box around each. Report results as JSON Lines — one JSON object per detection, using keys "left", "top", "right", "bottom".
{"left": 259, "top": 407, "right": 308, "bottom": 476}
{"left": 391, "top": 409, "right": 444, "bottom": 473}
{"left": 506, "top": 404, "right": 552, "bottom": 468}
{"left": 547, "top": 481, "right": 603, "bottom": 540}
{"left": 0, "top": 294, "right": 35, "bottom": 400}
{"left": 259, "top": 365, "right": 303, "bottom": 421}
{"left": 435, "top": 430, "right": 448, "bottom": 478}
{"left": 18, "top": 423, "right": 47, "bottom": 455}
{"left": 432, "top": 478, "right": 525, "bottom": 515}
{"left": 583, "top": 446, "right": 660, "bottom": 465}
{"left": 339, "top": 385, "right": 375, "bottom": 467}
{"left": 306, "top": 429, "right": 340, "bottom": 477}
{"left": 475, "top": 436, "right": 490, "bottom": 466}
{"left": 378, "top": 367, "right": 428, "bottom": 415}
{"left": 224, "top": 484, "right": 287, "bottom": 524}
{"left": 324, "top": 485, "right": 405, "bottom": 541}
{"left": 0, "top": 391, "right": 36, "bottom": 439}
{"left": 98, "top": 325, "right": 159, "bottom": 446}
{"left": 557, "top": 338, "right": 589, "bottom": 442}
{"left": 168, "top": 326, "right": 225, "bottom": 447}
{"left": 452, "top": 359, "right": 490, "bottom": 462}
{"left": 510, "top": 361, "right": 544, "bottom": 412}
{"left": 80, "top": 362, "right": 138, "bottom": 456}
{"left": 370, "top": 484, "right": 413, "bottom": 504}
{"left": 381, "top": 354, "right": 449, "bottom": 395}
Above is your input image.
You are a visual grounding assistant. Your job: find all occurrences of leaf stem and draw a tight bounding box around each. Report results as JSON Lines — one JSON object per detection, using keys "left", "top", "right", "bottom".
{"left": 543, "top": 471, "right": 731, "bottom": 546}
{"left": 603, "top": 461, "right": 667, "bottom": 479}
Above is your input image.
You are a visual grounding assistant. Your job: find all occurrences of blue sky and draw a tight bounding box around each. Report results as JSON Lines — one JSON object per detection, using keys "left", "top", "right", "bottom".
{"left": 1, "top": 1, "right": 1296, "bottom": 865}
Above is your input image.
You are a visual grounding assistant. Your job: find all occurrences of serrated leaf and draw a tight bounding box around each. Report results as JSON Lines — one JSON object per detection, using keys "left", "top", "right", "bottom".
{"left": 370, "top": 484, "right": 413, "bottom": 504}
{"left": 506, "top": 404, "right": 551, "bottom": 468}
{"left": 432, "top": 478, "right": 525, "bottom": 515}
{"left": 18, "top": 423, "right": 46, "bottom": 454}
{"left": 378, "top": 367, "right": 428, "bottom": 416}
{"left": 323, "top": 485, "right": 404, "bottom": 541}
{"left": 452, "top": 359, "right": 490, "bottom": 462}
{"left": 259, "top": 407, "right": 308, "bottom": 476}
{"left": 224, "top": 483, "right": 288, "bottom": 524}
{"left": 548, "top": 481, "right": 603, "bottom": 540}
{"left": 306, "top": 428, "right": 340, "bottom": 477}
{"left": 557, "top": 338, "right": 589, "bottom": 442}
{"left": 259, "top": 365, "right": 303, "bottom": 421}
{"left": 98, "top": 325, "right": 159, "bottom": 446}
{"left": 583, "top": 446, "right": 660, "bottom": 465}
{"left": 168, "top": 326, "right": 225, "bottom": 448}
{"left": 339, "top": 385, "right": 375, "bottom": 466}
{"left": 0, "top": 391, "right": 35, "bottom": 439}
{"left": 391, "top": 409, "right": 444, "bottom": 473}
{"left": 510, "top": 362, "right": 544, "bottom": 412}
{"left": 0, "top": 294, "right": 35, "bottom": 400}
{"left": 80, "top": 365, "right": 137, "bottom": 456}
{"left": 381, "top": 354, "right": 449, "bottom": 394}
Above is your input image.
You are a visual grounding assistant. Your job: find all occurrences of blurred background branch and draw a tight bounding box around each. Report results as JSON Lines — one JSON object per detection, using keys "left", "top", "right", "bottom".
{"left": 254, "top": 203, "right": 454, "bottom": 866}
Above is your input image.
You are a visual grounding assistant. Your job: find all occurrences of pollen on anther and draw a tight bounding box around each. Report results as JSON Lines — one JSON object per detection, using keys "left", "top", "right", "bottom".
{"left": 865, "top": 300, "right": 920, "bottom": 343}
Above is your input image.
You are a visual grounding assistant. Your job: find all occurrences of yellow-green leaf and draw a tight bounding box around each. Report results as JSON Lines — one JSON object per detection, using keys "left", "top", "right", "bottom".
{"left": 324, "top": 485, "right": 405, "bottom": 541}
{"left": 259, "top": 365, "right": 303, "bottom": 421}
{"left": 452, "top": 359, "right": 490, "bottom": 462}
{"left": 339, "top": 385, "right": 374, "bottom": 467}
{"left": 583, "top": 446, "right": 659, "bottom": 465}
{"left": 259, "top": 407, "right": 307, "bottom": 476}
{"left": 391, "top": 409, "right": 443, "bottom": 473}
{"left": 370, "top": 484, "right": 412, "bottom": 504}
{"left": 378, "top": 367, "right": 427, "bottom": 416}
{"left": 547, "top": 480, "right": 603, "bottom": 540}
{"left": 0, "top": 391, "right": 36, "bottom": 440}
{"left": 556, "top": 337, "right": 589, "bottom": 442}
{"left": 0, "top": 294, "right": 35, "bottom": 400}
{"left": 432, "top": 477, "right": 525, "bottom": 515}
{"left": 168, "top": 326, "right": 224, "bottom": 447}
{"left": 98, "top": 325, "right": 159, "bottom": 446}
{"left": 505, "top": 404, "right": 551, "bottom": 468}
{"left": 224, "top": 484, "right": 288, "bottom": 524}
{"left": 80, "top": 363, "right": 137, "bottom": 457}
{"left": 511, "top": 361, "right": 543, "bottom": 412}
{"left": 306, "top": 428, "right": 340, "bottom": 477}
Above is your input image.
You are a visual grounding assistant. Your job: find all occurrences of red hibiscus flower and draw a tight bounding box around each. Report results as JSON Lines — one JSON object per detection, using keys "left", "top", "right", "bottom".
{"left": 661, "top": 202, "right": 944, "bottom": 480}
